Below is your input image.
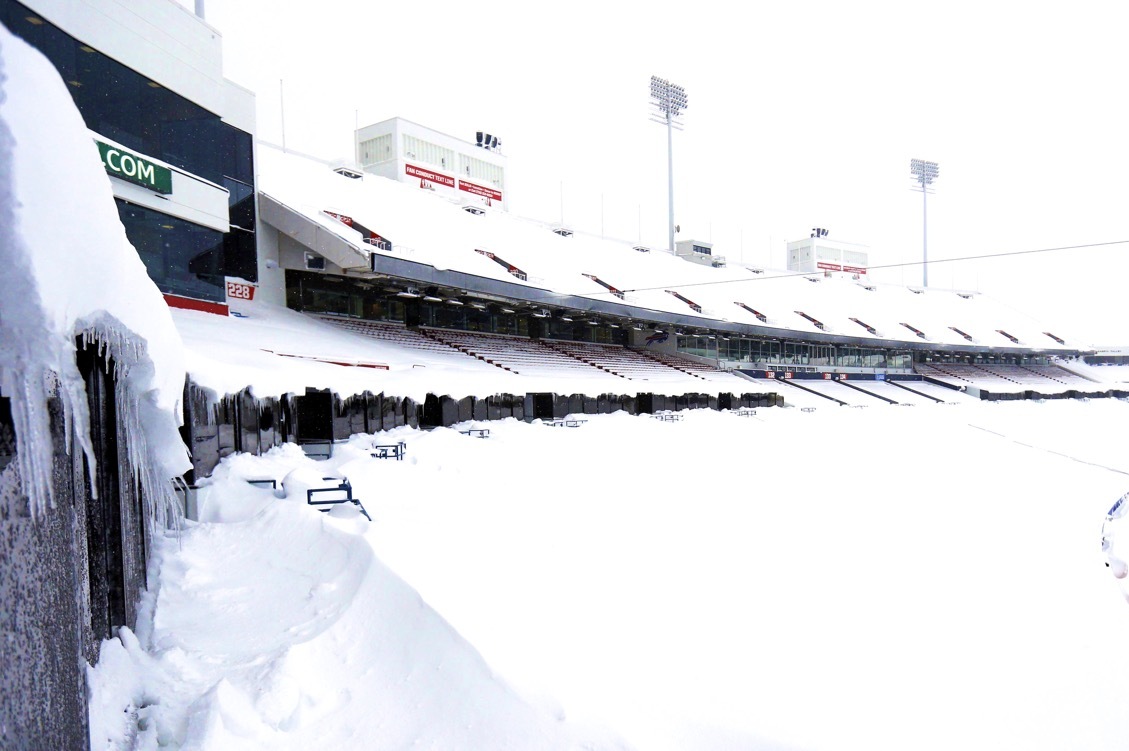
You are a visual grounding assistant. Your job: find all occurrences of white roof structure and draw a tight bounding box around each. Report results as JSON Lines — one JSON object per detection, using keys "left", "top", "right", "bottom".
{"left": 256, "top": 145, "right": 1085, "bottom": 354}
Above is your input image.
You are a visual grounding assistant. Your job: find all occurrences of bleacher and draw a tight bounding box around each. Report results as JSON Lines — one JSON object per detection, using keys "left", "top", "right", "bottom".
{"left": 311, "top": 316, "right": 749, "bottom": 388}
{"left": 316, "top": 316, "right": 461, "bottom": 356}
{"left": 914, "top": 361, "right": 1105, "bottom": 395}
{"left": 636, "top": 350, "right": 745, "bottom": 385}
{"left": 975, "top": 364, "right": 1059, "bottom": 387}
{"left": 540, "top": 340, "right": 700, "bottom": 381}
{"left": 915, "top": 362, "right": 1024, "bottom": 392}
{"left": 1022, "top": 364, "right": 1101, "bottom": 389}
{"left": 420, "top": 328, "right": 613, "bottom": 378}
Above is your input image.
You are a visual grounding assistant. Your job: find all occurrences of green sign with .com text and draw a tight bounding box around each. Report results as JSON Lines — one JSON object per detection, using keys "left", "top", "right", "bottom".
{"left": 96, "top": 140, "right": 173, "bottom": 195}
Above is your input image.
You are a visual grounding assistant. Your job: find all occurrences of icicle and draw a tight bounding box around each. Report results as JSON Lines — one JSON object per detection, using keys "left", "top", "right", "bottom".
{"left": 2, "top": 368, "right": 55, "bottom": 516}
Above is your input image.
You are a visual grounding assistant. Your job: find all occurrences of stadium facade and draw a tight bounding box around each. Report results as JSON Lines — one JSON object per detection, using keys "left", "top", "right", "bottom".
{"left": 0, "top": 0, "right": 1097, "bottom": 382}
{"left": 0, "top": 0, "right": 258, "bottom": 316}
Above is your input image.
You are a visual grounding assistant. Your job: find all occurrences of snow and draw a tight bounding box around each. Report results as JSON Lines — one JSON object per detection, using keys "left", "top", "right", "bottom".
{"left": 0, "top": 23, "right": 189, "bottom": 515}
{"left": 174, "top": 299, "right": 751, "bottom": 401}
{"left": 6, "top": 12, "right": 1129, "bottom": 751}
{"left": 88, "top": 400, "right": 1129, "bottom": 750}
{"left": 258, "top": 145, "right": 1090, "bottom": 351}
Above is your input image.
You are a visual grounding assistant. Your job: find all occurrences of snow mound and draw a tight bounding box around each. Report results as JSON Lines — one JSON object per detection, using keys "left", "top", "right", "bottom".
{"left": 0, "top": 20, "right": 188, "bottom": 516}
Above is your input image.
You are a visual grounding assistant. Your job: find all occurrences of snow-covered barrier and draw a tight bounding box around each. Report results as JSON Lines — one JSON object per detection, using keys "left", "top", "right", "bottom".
{"left": 179, "top": 382, "right": 781, "bottom": 486}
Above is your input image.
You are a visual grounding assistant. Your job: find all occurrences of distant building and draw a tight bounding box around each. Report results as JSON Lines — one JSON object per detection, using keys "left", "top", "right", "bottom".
{"left": 356, "top": 117, "right": 508, "bottom": 211}
{"left": 787, "top": 236, "right": 869, "bottom": 276}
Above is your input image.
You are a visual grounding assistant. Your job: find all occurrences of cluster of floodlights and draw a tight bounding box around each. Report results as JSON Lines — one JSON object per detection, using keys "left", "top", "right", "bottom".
{"left": 475, "top": 132, "right": 501, "bottom": 151}
{"left": 649, "top": 76, "right": 688, "bottom": 117}
{"left": 910, "top": 158, "right": 940, "bottom": 186}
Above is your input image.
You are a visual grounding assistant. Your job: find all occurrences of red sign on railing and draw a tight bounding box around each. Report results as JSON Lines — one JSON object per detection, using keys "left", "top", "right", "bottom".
{"left": 324, "top": 210, "right": 353, "bottom": 226}
{"left": 405, "top": 163, "right": 455, "bottom": 187}
{"left": 458, "top": 179, "right": 502, "bottom": 202}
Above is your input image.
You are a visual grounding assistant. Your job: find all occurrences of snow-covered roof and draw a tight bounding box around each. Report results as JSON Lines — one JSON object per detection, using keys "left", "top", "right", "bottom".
{"left": 258, "top": 146, "right": 1084, "bottom": 353}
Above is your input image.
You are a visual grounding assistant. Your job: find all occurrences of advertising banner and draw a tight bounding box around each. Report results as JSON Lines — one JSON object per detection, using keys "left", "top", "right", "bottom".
{"left": 405, "top": 163, "right": 455, "bottom": 188}
{"left": 458, "top": 179, "right": 502, "bottom": 202}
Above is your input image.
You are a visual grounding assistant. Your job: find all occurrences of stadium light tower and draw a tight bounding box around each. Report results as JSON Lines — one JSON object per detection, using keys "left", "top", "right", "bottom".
{"left": 650, "top": 76, "right": 688, "bottom": 254}
{"left": 909, "top": 158, "right": 940, "bottom": 287}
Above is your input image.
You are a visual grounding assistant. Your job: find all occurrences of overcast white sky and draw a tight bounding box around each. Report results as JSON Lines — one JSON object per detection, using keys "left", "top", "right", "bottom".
{"left": 199, "top": 0, "right": 1129, "bottom": 344}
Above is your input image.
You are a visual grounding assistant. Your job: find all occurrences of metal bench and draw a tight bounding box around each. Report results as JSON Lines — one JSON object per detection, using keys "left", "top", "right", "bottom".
{"left": 651, "top": 411, "right": 683, "bottom": 422}
{"left": 460, "top": 428, "right": 490, "bottom": 438}
{"left": 307, "top": 477, "right": 371, "bottom": 520}
{"left": 371, "top": 440, "right": 406, "bottom": 460}
{"left": 547, "top": 417, "right": 587, "bottom": 428}
{"left": 801, "top": 407, "right": 817, "bottom": 413}
{"left": 733, "top": 408, "right": 757, "bottom": 417}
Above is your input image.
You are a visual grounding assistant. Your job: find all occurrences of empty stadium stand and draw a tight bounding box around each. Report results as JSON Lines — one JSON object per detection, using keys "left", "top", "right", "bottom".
{"left": 540, "top": 340, "right": 704, "bottom": 381}
{"left": 420, "top": 328, "right": 614, "bottom": 378}
{"left": 316, "top": 315, "right": 462, "bottom": 356}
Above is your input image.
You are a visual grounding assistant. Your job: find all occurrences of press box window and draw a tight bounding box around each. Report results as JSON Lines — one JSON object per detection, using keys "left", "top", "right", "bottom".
{"left": 116, "top": 200, "right": 225, "bottom": 303}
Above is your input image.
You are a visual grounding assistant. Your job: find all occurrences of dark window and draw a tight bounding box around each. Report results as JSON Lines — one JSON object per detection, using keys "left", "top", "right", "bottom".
{"left": 224, "top": 178, "right": 256, "bottom": 231}
{"left": 219, "top": 123, "right": 254, "bottom": 185}
{"left": 0, "top": 395, "right": 14, "bottom": 472}
{"left": 222, "top": 228, "right": 257, "bottom": 282}
{"left": 116, "top": 200, "right": 225, "bottom": 302}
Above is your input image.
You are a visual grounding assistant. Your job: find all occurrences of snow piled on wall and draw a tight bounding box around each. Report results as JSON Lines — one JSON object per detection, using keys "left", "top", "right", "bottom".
{"left": 0, "top": 22, "right": 189, "bottom": 516}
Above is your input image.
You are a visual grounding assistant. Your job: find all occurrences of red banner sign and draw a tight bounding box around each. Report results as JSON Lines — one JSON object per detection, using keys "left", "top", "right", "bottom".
{"left": 324, "top": 210, "right": 353, "bottom": 226}
{"left": 817, "top": 261, "right": 842, "bottom": 271}
{"left": 458, "top": 179, "right": 502, "bottom": 202}
{"left": 843, "top": 265, "right": 867, "bottom": 274}
{"left": 405, "top": 163, "right": 455, "bottom": 188}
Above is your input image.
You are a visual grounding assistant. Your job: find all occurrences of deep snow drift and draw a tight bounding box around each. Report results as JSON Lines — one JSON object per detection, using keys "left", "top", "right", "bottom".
{"left": 90, "top": 399, "right": 1129, "bottom": 751}
{"left": 0, "top": 21, "right": 188, "bottom": 516}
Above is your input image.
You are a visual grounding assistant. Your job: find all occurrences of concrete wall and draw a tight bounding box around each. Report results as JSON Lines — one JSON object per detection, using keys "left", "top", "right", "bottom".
{"left": 0, "top": 395, "right": 91, "bottom": 748}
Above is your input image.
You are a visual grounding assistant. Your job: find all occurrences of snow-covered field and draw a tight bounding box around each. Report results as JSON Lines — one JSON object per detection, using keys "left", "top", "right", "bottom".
{"left": 90, "top": 398, "right": 1129, "bottom": 750}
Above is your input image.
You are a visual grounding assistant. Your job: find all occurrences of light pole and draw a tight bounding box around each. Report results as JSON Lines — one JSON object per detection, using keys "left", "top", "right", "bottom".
{"left": 910, "top": 159, "right": 939, "bottom": 287}
{"left": 650, "top": 76, "right": 688, "bottom": 255}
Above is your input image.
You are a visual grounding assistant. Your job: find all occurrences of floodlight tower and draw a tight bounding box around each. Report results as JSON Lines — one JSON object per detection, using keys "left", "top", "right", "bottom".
{"left": 909, "top": 158, "right": 940, "bottom": 287}
{"left": 650, "top": 76, "right": 688, "bottom": 254}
